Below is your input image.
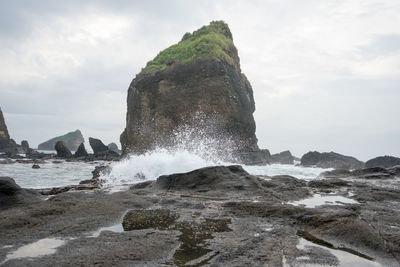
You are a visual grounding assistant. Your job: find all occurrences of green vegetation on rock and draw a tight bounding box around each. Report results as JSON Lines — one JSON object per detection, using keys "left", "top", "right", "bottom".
{"left": 140, "top": 21, "right": 237, "bottom": 75}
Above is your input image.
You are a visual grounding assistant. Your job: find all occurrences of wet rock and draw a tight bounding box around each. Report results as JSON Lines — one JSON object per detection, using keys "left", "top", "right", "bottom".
{"left": 301, "top": 151, "right": 365, "bottom": 170}
{"left": 55, "top": 141, "right": 72, "bottom": 158}
{"left": 154, "top": 165, "right": 258, "bottom": 193}
{"left": 20, "top": 140, "right": 32, "bottom": 153}
{"left": 107, "top": 142, "right": 121, "bottom": 154}
{"left": 366, "top": 155, "right": 400, "bottom": 168}
{"left": 38, "top": 129, "right": 84, "bottom": 151}
{"left": 0, "top": 107, "right": 25, "bottom": 154}
{"left": 0, "top": 107, "right": 13, "bottom": 152}
{"left": 0, "top": 177, "right": 39, "bottom": 210}
{"left": 122, "top": 209, "right": 177, "bottom": 231}
{"left": 321, "top": 166, "right": 397, "bottom": 180}
{"left": 237, "top": 149, "right": 271, "bottom": 165}
{"left": 308, "top": 178, "right": 349, "bottom": 188}
{"left": 0, "top": 159, "right": 14, "bottom": 164}
{"left": 74, "top": 143, "right": 88, "bottom": 158}
{"left": 271, "top": 150, "right": 296, "bottom": 164}
{"left": 32, "top": 164, "right": 40, "bottom": 169}
{"left": 89, "top": 137, "right": 108, "bottom": 155}
{"left": 40, "top": 186, "right": 73, "bottom": 195}
{"left": 121, "top": 21, "right": 259, "bottom": 157}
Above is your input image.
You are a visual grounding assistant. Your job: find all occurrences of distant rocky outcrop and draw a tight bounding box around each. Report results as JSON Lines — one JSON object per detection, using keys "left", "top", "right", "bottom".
{"left": 121, "top": 21, "right": 261, "bottom": 162}
{"left": 107, "top": 143, "right": 121, "bottom": 154}
{"left": 271, "top": 150, "right": 296, "bottom": 165}
{"left": 300, "top": 151, "right": 364, "bottom": 170}
{"left": 55, "top": 141, "right": 72, "bottom": 158}
{"left": 0, "top": 108, "right": 29, "bottom": 154}
{"left": 74, "top": 143, "right": 89, "bottom": 158}
{"left": 0, "top": 107, "right": 18, "bottom": 153}
{"left": 38, "top": 130, "right": 84, "bottom": 151}
{"left": 21, "top": 140, "right": 29, "bottom": 151}
{"left": 365, "top": 155, "right": 400, "bottom": 168}
{"left": 89, "top": 137, "right": 108, "bottom": 155}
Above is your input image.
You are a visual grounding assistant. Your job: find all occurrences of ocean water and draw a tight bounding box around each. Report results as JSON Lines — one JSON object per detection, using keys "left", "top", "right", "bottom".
{"left": 101, "top": 149, "right": 328, "bottom": 188}
{"left": 0, "top": 149, "right": 328, "bottom": 189}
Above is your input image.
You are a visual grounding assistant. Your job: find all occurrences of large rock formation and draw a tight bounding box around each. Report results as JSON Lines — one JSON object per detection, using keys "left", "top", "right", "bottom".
{"left": 270, "top": 150, "right": 297, "bottom": 165}
{"left": 55, "top": 141, "right": 72, "bottom": 158}
{"left": 89, "top": 137, "right": 108, "bottom": 155}
{"left": 38, "top": 130, "right": 84, "bottom": 151}
{"left": 300, "top": 151, "right": 365, "bottom": 170}
{"left": 0, "top": 107, "right": 14, "bottom": 152}
{"left": 121, "top": 21, "right": 259, "bottom": 160}
{"left": 74, "top": 143, "right": 89, "bottom": 158}
{"left": 366, "top": 155, "right": 400, "bottom": 168}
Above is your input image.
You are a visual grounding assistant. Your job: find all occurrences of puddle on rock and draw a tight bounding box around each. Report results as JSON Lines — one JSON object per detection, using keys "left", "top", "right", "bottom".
{"left": 3, "top": 238, "right": 65, "bottom": 264}
{"left": 289, "top": 194, "right": 358, "bottom": 208}
{"left": 90, "top": 223, "right": 124, "bottom": 237}
{"left": 296, "top": 231, "right": 381, "bottom": 267}
{"left": 169, "top": 218, "right": 231, "bottom": 266}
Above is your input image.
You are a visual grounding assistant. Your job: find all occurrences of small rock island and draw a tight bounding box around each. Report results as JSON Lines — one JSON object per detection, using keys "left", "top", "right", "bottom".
{"left": 121, "top": 21, "right": 264, "bottom": 163}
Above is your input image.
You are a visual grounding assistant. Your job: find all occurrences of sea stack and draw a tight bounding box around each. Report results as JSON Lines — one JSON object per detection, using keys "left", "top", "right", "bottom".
{"left": 38, "top": 130, "right": 84, "bottom": 151}
{"left": 0, "top": 107, "right": 12, "bottom": 151}
{"left": 121, "top": 21, "right": 260, "bottom": 160}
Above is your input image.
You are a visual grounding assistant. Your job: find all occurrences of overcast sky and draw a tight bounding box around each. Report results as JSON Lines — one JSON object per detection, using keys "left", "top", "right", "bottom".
{"left": 0, "top": 0, "right": 399, "bottom": 160}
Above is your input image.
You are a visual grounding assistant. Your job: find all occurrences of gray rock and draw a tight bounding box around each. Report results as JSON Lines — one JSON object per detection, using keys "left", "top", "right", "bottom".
{"left": 74, "top": 143, "right": 88, "bottom": 157}
{"left": 120, "top": 21, "right": 259, "bottom": 158}
{"left": 0, "top": 177, "right": 39, "bottom": 210}
{"left": 271, "top": 150, "right": 296, "bottom": 164}
{"left": 301, "top": 151, "right": 365, "bottom": 170}
{"left": 55, "top": 141, "right": 72, "bottom": 158}
{"left": 89, "top": 137, "right": 108, "bottom": 155}
{"left": 38, "top": 129, "right": 84, "bottom": 151}
{"left": 107, "top": 142, "right": 121, "bottom": 154}
{"left": 366, "top": 155, "right": 400, "bottom": 168}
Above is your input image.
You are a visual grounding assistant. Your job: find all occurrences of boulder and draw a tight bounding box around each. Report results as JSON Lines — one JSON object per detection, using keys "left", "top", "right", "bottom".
{"left": 120, "top": 21, "right": 259, "bottom": 160}
{"left": 38, "top": 129, "right": 84, "bottom": 151}
{"left": 89, "top": 137, "right": 108, "bottom": 155}
{"left": 365, "top": 156, "right": 400, "bottom": 168}
{"left": 300, "top": 151, "right": 364, "bottom": 170}
{"left": 271, "top": 150, "right": 296, "bottom": 164}
{"left": 32, "top": 164, "right": 40, "bottom": 169}
{"left": 21, "top": 140, "right": 29, "bottom": 151}
{"left": 55, "top": 141, "right": 72, "bottom": 158}
{"left": 107, "top": 142, "right": 121, "bottom": 154}
{"left": 0, "top": 177, "right": 39, "bottom": 210}
{"left": 74, "top": 143, "right": 89, "bottom": 157}
{"left": 152, "top": 165, "right": 266, "bottom": 197}
{"left": 237, "top": 149, "right": 271, "bottom": 165}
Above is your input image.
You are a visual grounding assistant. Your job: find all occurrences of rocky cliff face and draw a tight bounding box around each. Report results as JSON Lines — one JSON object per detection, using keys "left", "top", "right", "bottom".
{"left": 121, "top": 21, "right": 259, "bottom": 159}
{"left": 38, "top": 130, "right": 84, "bottom": 151}
{"left": 0, "top": 107, "right": 12, "bottom": 151}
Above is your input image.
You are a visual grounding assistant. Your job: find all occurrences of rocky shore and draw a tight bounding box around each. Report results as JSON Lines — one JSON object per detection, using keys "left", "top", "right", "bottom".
{"left": 1, "top": 164, "right": 399, "bottom": 266}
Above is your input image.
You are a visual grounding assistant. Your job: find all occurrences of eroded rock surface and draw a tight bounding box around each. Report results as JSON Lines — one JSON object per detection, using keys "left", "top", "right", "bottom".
{"left": 1, "top": 166, "right": 399, "bottom": 266}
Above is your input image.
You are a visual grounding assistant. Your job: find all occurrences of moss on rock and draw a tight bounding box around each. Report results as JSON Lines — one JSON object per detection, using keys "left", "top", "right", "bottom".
{"left": 122, "top": 209, "right": 177, "bottom": 231}
{"left": 140, "top": 21, "right": 237, "bottom": 75}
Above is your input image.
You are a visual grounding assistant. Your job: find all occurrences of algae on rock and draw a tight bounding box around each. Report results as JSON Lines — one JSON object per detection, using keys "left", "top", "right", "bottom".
{"left": 121, "top": 21, "right": 260, "bottom": 160}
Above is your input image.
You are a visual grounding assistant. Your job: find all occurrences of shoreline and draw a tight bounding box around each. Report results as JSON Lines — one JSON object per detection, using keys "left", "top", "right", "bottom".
{"left": 1, "top": 165, "right": 399, "bottom": 266}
